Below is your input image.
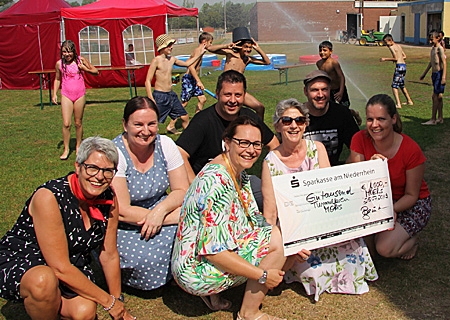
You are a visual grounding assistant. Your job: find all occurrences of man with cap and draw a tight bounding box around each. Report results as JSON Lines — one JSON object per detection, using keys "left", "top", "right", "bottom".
{"left": 145, "top": 34, "right": 206, "bottom": 134}
{"left": 208, "top": 27, "right": 270, "bottom": 119}
{"left": 302, "top": 70, "right": 360, "bottom": 166}
{"left": 176, "top": 70, "right": 279, "bottom": 210}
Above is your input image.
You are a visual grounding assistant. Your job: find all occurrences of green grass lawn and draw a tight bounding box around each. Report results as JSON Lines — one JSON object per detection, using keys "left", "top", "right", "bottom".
{"left": 0, "top": 41, "right": 449, "bottom": 319}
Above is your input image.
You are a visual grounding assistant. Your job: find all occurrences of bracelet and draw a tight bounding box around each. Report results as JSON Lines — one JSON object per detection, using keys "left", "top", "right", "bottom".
{"left": 104, "top": 295, "right": 116, "bottom": 311}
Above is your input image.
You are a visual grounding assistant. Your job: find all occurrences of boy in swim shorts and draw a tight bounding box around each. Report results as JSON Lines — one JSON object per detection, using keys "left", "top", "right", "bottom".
{"left": 420, "top": 31, "right": 446, "bottom": 125}
{"left": 145, "top": 34, "right": 206, "bottom": 134}
{"left": 180, "top": 32, "right": 213, "bottom": 114}
{"left": 380, "top": 34, "right": 414, "bottom": 109}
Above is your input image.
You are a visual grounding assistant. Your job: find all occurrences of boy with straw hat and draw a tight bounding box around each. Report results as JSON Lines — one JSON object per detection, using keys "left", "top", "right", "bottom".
{"left": 145, "top": 34, "right": 206, "bottom": 134}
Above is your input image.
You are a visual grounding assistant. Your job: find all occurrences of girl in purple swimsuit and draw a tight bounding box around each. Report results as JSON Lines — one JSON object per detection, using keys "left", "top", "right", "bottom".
{"left": 52, "top": 40, "right": 98, "bottom": 160}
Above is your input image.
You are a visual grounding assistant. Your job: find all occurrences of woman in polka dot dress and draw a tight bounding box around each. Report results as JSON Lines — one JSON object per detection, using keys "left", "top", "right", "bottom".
{"left": 0, "top": 137, "right": 134, "bottom": 320}
{"left": 112, "top": 96, "right": 189, "bottom": 290}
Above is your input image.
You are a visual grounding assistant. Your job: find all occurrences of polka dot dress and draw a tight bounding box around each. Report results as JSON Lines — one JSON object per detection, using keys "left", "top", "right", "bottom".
{"left": 0, "top": 175, "right": 112, "bottom": 300}
{"left": 113, "top": 134, "right": 176, "bottom": 290}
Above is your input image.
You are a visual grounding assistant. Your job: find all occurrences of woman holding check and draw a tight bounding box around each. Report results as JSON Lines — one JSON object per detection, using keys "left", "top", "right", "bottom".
{"left": 262, "top": 98, "right": 378, "bottom": 301}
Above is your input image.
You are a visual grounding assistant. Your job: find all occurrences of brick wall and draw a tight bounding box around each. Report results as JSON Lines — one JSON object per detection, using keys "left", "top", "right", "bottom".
{"left": 250, "top": 1, "right": 393, "bottom": 42}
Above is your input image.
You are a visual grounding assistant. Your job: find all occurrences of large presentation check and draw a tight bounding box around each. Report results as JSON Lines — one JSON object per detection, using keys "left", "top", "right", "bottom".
{"left": 272, "top": 159, "right": 394, "bottom": 256}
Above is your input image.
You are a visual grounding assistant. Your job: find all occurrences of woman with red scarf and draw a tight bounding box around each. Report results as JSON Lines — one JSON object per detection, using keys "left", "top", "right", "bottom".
{"left": 0, "top": 137, "right": 134, "bottom": 320}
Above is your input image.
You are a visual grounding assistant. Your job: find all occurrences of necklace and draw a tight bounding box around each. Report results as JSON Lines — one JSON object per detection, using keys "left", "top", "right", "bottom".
{"left": 222, "top": 153, "right": 254, "bottom": 229}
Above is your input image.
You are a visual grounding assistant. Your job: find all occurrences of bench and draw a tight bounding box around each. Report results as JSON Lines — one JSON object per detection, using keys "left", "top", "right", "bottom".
{"left": 274, "top": 63, "right": 314, "bottom": 85}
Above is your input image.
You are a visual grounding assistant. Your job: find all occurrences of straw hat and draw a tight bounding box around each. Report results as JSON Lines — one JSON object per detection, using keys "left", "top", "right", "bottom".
{"left": 156, "top": 34, "right": 176, "bottom": 52}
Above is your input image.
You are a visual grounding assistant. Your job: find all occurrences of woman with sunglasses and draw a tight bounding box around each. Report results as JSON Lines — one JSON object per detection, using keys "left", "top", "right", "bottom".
{"left": 261, "top": 98, "right": 378, "bottom": 301}
{"left": 0, "top": 137, "right": 134, "bottom": 320}
{"left": 111, "top": 96, "right": 189, "bottom": 291}
{"left": 172, "top": 116, "right": 287, "bottom": 320}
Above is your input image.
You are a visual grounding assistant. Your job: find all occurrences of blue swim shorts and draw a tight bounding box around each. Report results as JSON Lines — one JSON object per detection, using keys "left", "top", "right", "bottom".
{"left": 181, "top": 73, "right": 204, "bottom": 102}
{"left": 432, "top": 70, "right": 446, "bottom": 94}
{"left": 392, "top": 63, "right": 406, "bottom": 89}
{"left": 153, "top": 90, "right": 187, "bottom": 123}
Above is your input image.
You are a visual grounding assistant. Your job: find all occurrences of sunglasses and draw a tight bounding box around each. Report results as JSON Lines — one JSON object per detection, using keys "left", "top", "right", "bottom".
{"left": 279, "top": 116, "right": 307, "bottom": 126}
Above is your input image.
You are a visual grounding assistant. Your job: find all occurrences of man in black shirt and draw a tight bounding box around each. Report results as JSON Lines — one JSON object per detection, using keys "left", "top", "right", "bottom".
{"left": 176, "top": 70, "right": 279, "bottom": 209}
{"left": 302, "top": 70, "right": 359, "bottom": 166}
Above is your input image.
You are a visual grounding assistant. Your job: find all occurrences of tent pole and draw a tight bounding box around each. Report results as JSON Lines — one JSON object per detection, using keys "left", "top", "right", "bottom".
{"left": 61, "top": 17, "right": 66, "bottom": 42}
{"left": 165, "top": 14, "right": 168, "bottom": 33}
{"left": 196, "top": 16, "right": 199, "bottom": 37}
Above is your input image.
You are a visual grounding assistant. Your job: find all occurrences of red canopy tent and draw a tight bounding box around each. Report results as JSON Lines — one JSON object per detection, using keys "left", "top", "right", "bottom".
{"left": 0, "top": 0, "right": 71, "bottom": 90}
{"left": 61, "top": 0, "right": 198, "bottom": 88}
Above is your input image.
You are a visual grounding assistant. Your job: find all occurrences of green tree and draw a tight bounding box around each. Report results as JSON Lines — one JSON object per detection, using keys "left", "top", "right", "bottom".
{"left": 199, "top": 2, "right": 223, "bottom": 29}
{"left": 68, "top": 1, "right": 80, "bottom": 6}
{"left": 81, "top": 0, "right": 95, "bottom": 5}
{"left": 0, "top": 0, "right": 13, "bottom": 11}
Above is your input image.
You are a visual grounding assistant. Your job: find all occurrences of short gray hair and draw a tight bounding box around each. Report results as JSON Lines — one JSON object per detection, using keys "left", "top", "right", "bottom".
{"left": 76, "top": 136, "right": 119, "bottom": 168}
{"left": 272, "top": 98, "right": 310, "bottom": 128}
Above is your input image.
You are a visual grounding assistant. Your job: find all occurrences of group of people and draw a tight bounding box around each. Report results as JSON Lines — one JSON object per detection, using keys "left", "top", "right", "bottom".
{"left": 0, "top": 29, "right": 434, "bottom": 320}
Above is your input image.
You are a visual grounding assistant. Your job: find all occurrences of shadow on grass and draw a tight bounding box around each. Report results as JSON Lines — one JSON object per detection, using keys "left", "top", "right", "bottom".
{"left": 86, "top": 99, "right": 130, "bottom": 105}
{"left": 407, "top": 80, "right": 432, "bottom": 86}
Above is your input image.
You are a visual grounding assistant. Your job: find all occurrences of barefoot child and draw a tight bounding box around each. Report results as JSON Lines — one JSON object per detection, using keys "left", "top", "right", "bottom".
{"left": 380, "top": 34, "right": 414, "bottom": 109}
{"left": 52, "top": 40, "right": 98, "bottom": 160}
{"left": 420, "top": 30, "right": 446, "bottom": 125}
{"left": 316, "top": 41, "right": 362, "bottom": 125}
{"left": 208, "top": 27, "right": 270, "bottom": 119}
{"left": 145, "top": 34, "right": 205, "bottom": 134}
{"left": 179, "top": 32, "right": 213, "bottom": 114}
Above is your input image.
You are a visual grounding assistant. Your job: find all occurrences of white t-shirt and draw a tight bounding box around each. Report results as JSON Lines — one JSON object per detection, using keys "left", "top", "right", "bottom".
{"left": 115, "top": 135, "right": 184, "bottom": 178}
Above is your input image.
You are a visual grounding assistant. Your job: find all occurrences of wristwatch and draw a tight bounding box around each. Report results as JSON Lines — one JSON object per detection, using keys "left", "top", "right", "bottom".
{"left": 118, "top": 294, "right": 125, "bottom": 302}
{"left": 258, "top": 270, "right": 267, "bottom": 284}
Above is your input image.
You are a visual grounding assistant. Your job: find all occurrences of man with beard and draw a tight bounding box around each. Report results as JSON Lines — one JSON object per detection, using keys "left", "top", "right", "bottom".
{"left": 176, "top": 70, "right": 279, "bottom": 209}
{"left": 302, "top": 70, "right": 360, "bottom": 166}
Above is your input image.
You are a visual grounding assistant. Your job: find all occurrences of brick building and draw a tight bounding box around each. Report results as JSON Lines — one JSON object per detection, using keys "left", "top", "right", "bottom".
{"left": 250, "top": 0, "right": 398, "bottom": 42}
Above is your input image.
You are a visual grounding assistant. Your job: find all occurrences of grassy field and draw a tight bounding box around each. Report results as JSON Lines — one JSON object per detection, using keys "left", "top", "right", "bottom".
{"left": 0, "top": 41, "right": 449, "bottom": 319}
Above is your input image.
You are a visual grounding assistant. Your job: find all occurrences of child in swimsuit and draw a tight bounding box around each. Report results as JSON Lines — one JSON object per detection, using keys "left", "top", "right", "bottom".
{"left": 52, "top": 40, "right": 98, "bottom": 160}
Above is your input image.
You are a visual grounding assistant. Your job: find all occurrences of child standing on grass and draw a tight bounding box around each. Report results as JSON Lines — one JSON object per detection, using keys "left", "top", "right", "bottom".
{"left": 52, "top": 40, "right": 98, "bottom": 160}
{"left": 420, "top": 31, "right": 446, "bottom": 125}
{"left": 316, "top": 40, "right": 362, "bottom": 125}
{"left": 145, "top": 34, "right": 206, "bottom": 134}
{"left": 207, "top": 27, "right": 270, "bottom": 119}
{"left": 179, "top": 32, "right": 213, "bottom": 115}
{"left": 380, "top": 34, "right": 414, "bottom": 109}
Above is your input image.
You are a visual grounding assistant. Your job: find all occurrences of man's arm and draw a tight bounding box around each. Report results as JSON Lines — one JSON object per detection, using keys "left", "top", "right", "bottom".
{"left": 380, "top": 47, "right": 397, "bottom": 62}
{"left": 420, "top": 62, "right": 432, "bottom": 80}
{"left": 177, "top": 146, "right": 196, "bottom": 183}
{"left": 343, "top": 108, "right": 360, "bottom": 148}
{"left": 265, "top": 136, "right": 280, "bottom": 151}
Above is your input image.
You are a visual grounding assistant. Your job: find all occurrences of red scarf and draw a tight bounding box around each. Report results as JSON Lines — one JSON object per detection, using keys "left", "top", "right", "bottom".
{"left": 70, "top": 173, "right": 113, "bottom": 222}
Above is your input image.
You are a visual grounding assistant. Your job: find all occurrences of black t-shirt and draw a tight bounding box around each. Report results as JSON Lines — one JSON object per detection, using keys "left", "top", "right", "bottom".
{"left": 304, "top": 101, "right": 359, "bottom": 166}
{"left": 176, "top": 104, "right": 275, "bottom": 174}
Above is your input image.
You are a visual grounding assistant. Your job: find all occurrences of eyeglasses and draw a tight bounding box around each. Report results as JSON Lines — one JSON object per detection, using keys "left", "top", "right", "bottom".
{"left": 279, "top": 116, "right": 307, "bottom": 126}
{"left": 82, "top": 163, "right": 116, "bottom": 179}
{"left": 232, "top": 138, "right": 263, "bottom": 150}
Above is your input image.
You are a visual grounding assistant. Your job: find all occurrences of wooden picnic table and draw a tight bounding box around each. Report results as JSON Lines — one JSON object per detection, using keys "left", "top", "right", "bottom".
{"left": 274, "top": 63, "right": 314, "bottom": 85}
{"left": 28, "top": 65, "right": 144, "bottom": 110}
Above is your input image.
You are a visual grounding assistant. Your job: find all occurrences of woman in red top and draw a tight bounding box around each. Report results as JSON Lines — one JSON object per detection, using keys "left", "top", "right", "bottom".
{"left": 349, "top": 94, "right": 431, "bottom": 260}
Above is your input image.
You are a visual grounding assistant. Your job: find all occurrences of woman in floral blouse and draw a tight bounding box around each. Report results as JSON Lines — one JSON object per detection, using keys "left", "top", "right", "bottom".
{"left": 172, "top": 116, "right": 288, "bottom": 320}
